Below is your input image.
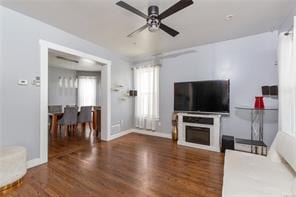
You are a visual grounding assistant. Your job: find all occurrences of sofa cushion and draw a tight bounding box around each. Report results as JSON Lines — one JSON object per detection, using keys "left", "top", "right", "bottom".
{"left": 223, "top": 150, "right": 295, "bottom": 197}
{"left": 272, "top": 132, "right": 296, "bottom": 172}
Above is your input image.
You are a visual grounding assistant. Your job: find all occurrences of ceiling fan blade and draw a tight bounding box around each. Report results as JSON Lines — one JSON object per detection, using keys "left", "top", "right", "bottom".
{"left": 159, "top": 23, "right": 179, "bottom": 37}
{"left": 159, "top": 0, "right": 193, "bottom": 20}
{"left": 116, "top": 1, "right": 148, "bottom": 19}
{"left": 127, "top": 24, "right": 148, "bottom": 38}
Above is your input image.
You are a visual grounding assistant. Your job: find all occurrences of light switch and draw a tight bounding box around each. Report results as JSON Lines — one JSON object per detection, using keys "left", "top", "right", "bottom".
{"left": 32, "top": 76, "right": 40, "bottom": 87}
{"left": 18, "top": 80, "right": 28, "bottom": 86}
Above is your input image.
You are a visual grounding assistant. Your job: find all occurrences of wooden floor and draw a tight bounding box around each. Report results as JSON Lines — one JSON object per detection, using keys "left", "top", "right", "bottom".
{"left": 3, "top": 132, "right": 224, "bottom": 197}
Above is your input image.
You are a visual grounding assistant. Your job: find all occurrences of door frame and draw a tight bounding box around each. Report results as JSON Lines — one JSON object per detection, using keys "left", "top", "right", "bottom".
{"left": 39, "top": 40, "right": 111, "bottom": 165}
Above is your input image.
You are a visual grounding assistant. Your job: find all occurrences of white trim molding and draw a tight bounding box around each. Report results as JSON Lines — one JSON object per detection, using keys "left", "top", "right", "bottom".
{"left": 108, "top": 130, "right": 132, "bottom": 141}
{"left": 40, "top": 43, "right": 49, "bottom": 165}
{"left": 107, "top": 129, "right": 171, "bottom": 140}
{"left": 27, "top": 158, "right": 43, "bottom": 169}
{"left": 38, "top": 40, "right": 112, "bottom": 168}
{"left": 133, "top": 129, "right": 171, "bottom": 139}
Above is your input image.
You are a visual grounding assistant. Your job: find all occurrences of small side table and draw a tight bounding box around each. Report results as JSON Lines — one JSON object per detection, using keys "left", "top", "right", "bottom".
{"left": 235, "top": 106, "right": 277, "bottom": 156}
{"left": 235, "top": 138, "right": 267, "bottom": 156}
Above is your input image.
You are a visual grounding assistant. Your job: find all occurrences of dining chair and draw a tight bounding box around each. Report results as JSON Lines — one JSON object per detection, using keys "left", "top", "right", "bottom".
{"left": 58, "top": 106, "right": 78, "bottom": 137}
{"left": 78, "top": 106, "right": 93, "bottom": 134}
{"left": 48, "top": 105, "right": 62, "bottom": 132}
{"left": 66, "top": 105, "right": 78, "bottom": 109}
{"left": 48, "top": 105, "right": 62, "bottom": 113}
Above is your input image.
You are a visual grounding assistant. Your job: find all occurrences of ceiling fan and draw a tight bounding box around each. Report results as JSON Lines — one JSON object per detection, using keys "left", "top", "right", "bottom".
{"left": 116, "top": 0, "right": 194, "bottom": 38}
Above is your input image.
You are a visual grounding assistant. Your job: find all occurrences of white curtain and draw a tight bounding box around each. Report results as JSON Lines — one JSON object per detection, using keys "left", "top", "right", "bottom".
{"left": 278, "top": 32, "right": 296, "bottom": 136}
{"left": 134, "top": 65, "right": 159, "bottom": 130}
{"left": 78, "top": 76, "right": 97, "bottom": 107}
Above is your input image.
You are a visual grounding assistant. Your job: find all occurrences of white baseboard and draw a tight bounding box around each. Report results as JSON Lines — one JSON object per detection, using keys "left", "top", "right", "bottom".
{"left": 27, "top": 158, "right": 43, "bottom": 169}
{"left": 108, "top": 129, "right": 132, "bottom": 141}
{"left": 132, "top": 129, "right": 171, "bottom": 139}
{"left": 107, "top": 129, "right": 172, "bottom": 140}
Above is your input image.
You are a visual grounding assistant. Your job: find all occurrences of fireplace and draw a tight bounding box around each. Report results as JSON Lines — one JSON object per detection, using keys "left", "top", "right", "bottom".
{"left": 177, "top": 113, "right": 221, "bottom": 152}
{"left": 186, "top": 126, "right": 210, "bottom": 145}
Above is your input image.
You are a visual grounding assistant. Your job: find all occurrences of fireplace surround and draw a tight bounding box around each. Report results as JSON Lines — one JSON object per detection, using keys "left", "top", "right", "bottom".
{"left": 177, "top": 113, "right": 221, "bottom": 152}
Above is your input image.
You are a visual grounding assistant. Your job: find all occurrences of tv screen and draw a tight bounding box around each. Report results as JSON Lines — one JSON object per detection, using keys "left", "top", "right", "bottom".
{"left": 174, "top": 80, "right": 230, "bottom": 113}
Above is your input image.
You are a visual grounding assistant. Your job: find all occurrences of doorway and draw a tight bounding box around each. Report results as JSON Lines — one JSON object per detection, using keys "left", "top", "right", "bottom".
{"left": 40, "top": 40, "right": 111, "bottom": 165}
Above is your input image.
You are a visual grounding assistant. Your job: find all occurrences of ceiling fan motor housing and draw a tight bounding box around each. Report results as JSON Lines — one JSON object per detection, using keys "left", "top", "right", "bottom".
{"left": 148, "top": 5, "right": 159, "bottom": 16}
{"left": 147, "top": 6, "right": 160, "bottom": 32}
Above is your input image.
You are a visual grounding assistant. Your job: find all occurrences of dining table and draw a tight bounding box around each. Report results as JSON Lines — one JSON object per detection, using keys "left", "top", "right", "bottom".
{"left": 49, "top": 108, "right": 101, "bottom": 137}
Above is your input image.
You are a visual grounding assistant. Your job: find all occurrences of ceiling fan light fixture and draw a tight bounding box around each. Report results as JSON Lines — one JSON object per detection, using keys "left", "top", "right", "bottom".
{"left": 147, "top": 17, "right": 160, "bottom": 32}
{"left": 147, "top": 5, "right": 160, "bottom": 32}
{"left": 148, "top": 24, "right": 159, "bottom": 32}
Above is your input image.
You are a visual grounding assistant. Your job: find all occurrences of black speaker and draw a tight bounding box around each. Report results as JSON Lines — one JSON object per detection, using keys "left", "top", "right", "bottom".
{"left": 129, "top": 90, "right": 138, "bottom": 97}
{"left": 261, "top": 86, "right": 270, "bottom": 96}
{"left": 221, "top": 135, "right": 234, "bottom": 153}
{"left": 261, "top": 85, "right": 278, "bottom": 96}
{"left": 270, "top": 85, "right": 278, "bottom": 96}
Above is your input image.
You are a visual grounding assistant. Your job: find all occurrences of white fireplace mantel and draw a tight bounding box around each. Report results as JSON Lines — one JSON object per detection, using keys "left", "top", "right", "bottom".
{"left": 177, "top": 113, "right": 221, "bottom": 152}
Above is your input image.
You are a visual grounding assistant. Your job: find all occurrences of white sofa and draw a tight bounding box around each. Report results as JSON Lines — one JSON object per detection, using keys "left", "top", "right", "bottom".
{"left": 223, "top": 132, "right": 296, "bottom": 197}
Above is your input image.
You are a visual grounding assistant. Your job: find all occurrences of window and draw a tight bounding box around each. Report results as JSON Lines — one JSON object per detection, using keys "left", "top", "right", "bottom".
{"left": 78, "top": 76, "right": 97, "bottom": 107}
{"left": 134, "top": 65, "right": 159, "bottom": 130}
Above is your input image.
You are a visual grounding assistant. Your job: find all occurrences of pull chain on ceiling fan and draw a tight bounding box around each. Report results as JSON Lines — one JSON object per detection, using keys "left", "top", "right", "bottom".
{"left": 116, "top": 0, "right": 194, "bottom": 37}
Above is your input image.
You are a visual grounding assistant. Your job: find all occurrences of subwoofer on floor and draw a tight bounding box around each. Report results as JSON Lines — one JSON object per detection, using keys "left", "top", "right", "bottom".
{"left": 221, "top": 135, "right": 234, "bottom": 153}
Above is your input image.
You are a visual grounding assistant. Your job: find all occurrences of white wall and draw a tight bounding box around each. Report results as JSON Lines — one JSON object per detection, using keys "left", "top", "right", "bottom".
{"left": 0, "top": 6, "right": 133, "bottom": 160}
{"left": 135, "top": 32, "right": 279, "bottom": 146}
{"left": 48, "top": 67, "right": 77, "bottom": 107}
{"left": 111, "top": 62, "right": 134, "bottom": 134}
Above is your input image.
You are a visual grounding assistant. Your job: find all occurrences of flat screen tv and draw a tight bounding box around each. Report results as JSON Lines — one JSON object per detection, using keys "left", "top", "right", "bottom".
{"left": 174, "top": 80, "right": 230, "bottom": 114}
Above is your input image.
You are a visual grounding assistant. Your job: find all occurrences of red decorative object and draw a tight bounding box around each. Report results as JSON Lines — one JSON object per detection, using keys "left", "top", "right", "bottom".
{"left": 254, "top": 96, "right": 265, "bottom": 109}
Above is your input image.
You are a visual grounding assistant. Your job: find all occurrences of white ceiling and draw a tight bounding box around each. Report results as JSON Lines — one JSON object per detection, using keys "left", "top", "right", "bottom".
{"left": 49, "top": 49, "right": 103, "bottom": 71}
{"left": 1, "top": 0, "right": 296, "bottom": 60}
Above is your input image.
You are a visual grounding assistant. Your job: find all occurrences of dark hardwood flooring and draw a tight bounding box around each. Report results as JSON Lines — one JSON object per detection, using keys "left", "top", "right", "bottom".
{"left": 3, "top": 132, "right": 224, "bottom": 197}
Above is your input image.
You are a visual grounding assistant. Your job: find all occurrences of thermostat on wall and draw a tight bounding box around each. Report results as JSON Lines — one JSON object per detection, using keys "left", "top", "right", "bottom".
{"left": 18, "top": 79, "right": 28, "bottom": 86}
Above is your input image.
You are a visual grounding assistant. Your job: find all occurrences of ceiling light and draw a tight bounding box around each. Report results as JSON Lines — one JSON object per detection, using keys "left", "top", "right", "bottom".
{"left": 225, "top": 15, "right": 234, "bottom": 21}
